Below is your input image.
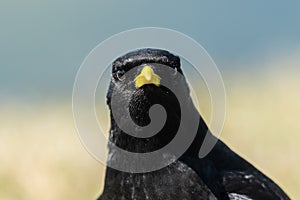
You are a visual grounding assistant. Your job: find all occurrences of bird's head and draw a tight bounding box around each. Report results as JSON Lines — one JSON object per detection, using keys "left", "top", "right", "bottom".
{"left": 106, "top": 48, "right": 194, "bottom": 152}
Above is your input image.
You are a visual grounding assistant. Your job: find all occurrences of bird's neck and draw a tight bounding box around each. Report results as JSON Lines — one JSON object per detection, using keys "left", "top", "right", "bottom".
{"left": 107, "top": 98, "right": 209, "bottom": 161}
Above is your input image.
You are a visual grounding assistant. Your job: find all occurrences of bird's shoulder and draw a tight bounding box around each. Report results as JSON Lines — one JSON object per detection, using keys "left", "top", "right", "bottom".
{"left": 209, "top": 140, "right": 290, "bottom": 200}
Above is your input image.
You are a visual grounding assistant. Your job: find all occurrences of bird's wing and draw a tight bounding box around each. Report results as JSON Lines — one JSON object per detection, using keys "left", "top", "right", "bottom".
{"left": 222, "top": 171, "right": 290, "bottom": 200}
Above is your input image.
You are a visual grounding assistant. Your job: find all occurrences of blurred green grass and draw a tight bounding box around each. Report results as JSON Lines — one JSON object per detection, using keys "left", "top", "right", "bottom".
{"left": 0, "top": 68, "right": 299, "bottom": 199}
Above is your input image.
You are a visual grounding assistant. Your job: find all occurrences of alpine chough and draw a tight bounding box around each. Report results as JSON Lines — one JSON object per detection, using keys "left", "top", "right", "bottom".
{"left": 98, "top": 48, "right": 289, "bottom": 200}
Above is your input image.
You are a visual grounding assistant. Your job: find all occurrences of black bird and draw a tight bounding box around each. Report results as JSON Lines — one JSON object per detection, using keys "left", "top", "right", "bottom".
{"left": 98, "top": 48, "right": 290, "bottom": 200}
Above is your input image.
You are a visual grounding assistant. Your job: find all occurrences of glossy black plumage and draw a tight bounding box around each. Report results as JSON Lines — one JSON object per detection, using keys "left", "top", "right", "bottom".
{"left": 98, "top": 48, "right": 289, "bottom": 200}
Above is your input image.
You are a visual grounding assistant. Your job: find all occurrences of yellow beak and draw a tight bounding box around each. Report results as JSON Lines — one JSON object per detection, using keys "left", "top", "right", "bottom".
{"left": 134, "top": 65, "right": 161, "bottom": 88}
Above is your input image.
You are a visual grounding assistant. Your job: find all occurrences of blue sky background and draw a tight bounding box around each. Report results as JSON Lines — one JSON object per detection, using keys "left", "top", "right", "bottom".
{"left": 1, "top": 0, "right": 300, "bottom": 101}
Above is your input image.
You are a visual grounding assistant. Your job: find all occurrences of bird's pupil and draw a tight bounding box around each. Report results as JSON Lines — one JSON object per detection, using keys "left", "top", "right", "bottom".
{"left": 116, "top": 69, "right": 125, "bottom": 80}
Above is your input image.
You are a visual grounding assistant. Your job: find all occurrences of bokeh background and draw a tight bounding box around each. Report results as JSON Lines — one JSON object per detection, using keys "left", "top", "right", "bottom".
{"left": 1, "top": 1, "right": 300, "bottom": 199}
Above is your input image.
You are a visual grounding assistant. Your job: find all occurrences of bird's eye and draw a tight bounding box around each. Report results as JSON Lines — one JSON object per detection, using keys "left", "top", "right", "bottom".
{"left": 172, "top": 67, "right": 177, "bottom": 76}
{"left": 116, "top": 69, "right": 126, "bottom": 80}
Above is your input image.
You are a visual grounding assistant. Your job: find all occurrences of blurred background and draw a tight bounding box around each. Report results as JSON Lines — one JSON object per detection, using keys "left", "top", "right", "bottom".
{"left": 1, "top": 1, "right": 299, "bottom": 199}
